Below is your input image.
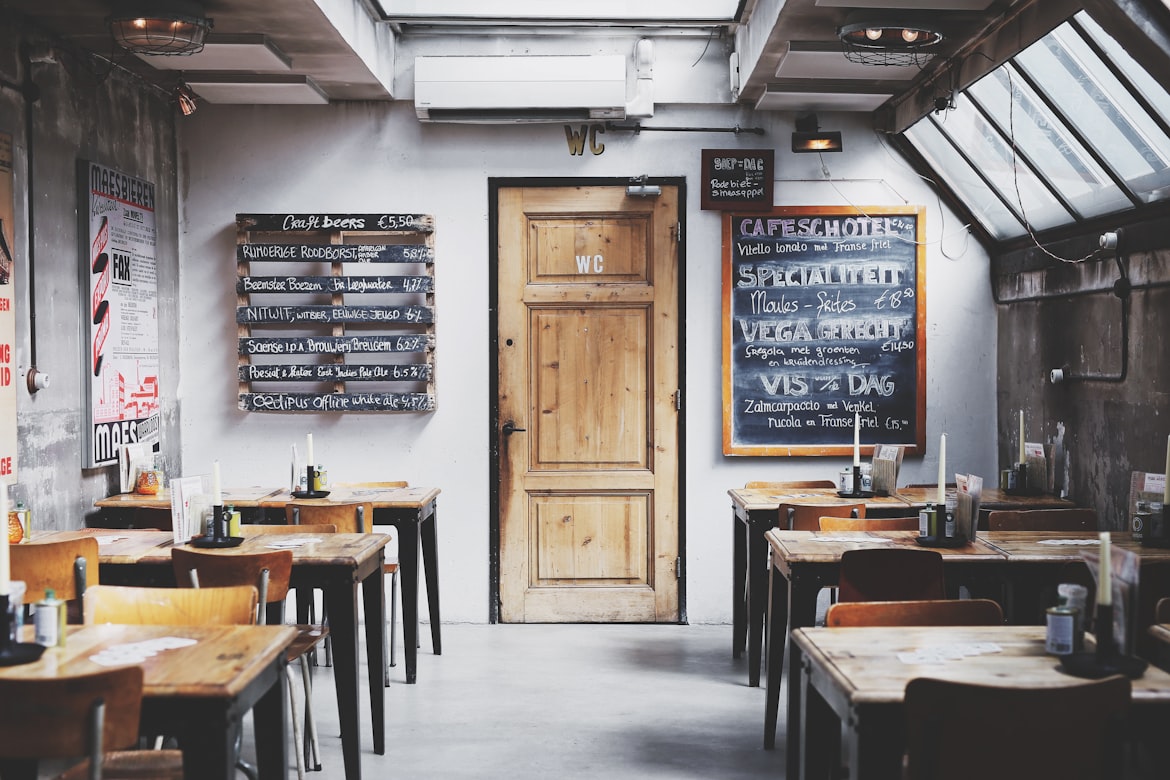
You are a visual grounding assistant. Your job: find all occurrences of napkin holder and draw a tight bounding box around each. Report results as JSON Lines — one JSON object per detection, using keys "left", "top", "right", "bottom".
{"left": 0, "top": 594, "right": 46, "bottom": 666}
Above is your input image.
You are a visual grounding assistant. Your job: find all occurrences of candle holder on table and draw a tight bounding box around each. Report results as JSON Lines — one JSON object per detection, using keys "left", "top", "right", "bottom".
{"left": 1137, "top": 503, "right": 1170, "bottom": 548}
{"left": 915, "top": 502, "right": 967, "bottom": 548}
{"left": 1004, "top": 461, "right": 1042, "bottom": 496}
{"left": 0, "top": 594, "right": 46, "bottom": 666}
{"left": 837, "top": 465, "right": 874, "bottom": 498}
{"left": 1059, "top": 599, "right": 1148, "bottom": 679}
{"left": 292, "top": 465, "right": 330, "bottom": 499}
{"left": 190, "top": 504, "right": 244, "bottom": 548}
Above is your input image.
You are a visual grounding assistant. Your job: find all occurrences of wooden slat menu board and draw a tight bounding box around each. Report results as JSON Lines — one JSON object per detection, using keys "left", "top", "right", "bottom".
{"left": 721, "top": 205, "right": 926, "bottom": 456}
{"left": 235, "top": 213, "right": 436, "bottom": 412}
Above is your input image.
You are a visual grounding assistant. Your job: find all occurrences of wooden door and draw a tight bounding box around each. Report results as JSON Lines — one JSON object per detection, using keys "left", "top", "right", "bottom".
{"left": 497, "top": 184, "right": 680, "bottom": 622}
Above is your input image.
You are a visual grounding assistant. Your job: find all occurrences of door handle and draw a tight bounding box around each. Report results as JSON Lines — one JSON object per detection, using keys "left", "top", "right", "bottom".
{"left": 502, "top": 421, "right": 526, "bottom": 436}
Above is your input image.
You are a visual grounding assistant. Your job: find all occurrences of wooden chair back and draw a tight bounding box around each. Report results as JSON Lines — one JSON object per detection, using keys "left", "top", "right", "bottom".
{"left": 781, "top": 502, "right": 865, "bottom": 531}
{"left": 171, "top": 547, "right": 294, "bottom": 604}
{"left": 285, "top": 501, "right": 372, "bottom": 533}
{"left": 818, "top": 516, "right": 919, "bottom": 532}
{"left": 0, "top": 666, "right": 144, "bottom": 761}
{"left": 85, "top": 584, "right": 259, "bottom": 626}
{"left": 903, "top": 676, "right": 1130, "bottom": 780}
{"left": 1157, "top": 596, "right": 1170, "bottom": 625}
{"left": 745, "top": 480, "right": 837, "bottom": 489}
{"left": 837, "top": 548, "right": 945, "bottom": 603}
{"left": 241, "top": 523, "right": 338, "bottom": 535}
{"left": 825, "top": 598, "right": 1003, "bottom": 627}
{"left": 987, "top": 508, "right": 1098, "bottom": 531}
{"left": 11, "top": 537, "right": 100, "bottom": 602}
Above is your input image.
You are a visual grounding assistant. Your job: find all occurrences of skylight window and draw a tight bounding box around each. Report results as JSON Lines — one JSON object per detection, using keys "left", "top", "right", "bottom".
{"left": 372, "top": 0, "right": 741, "bottom": 24}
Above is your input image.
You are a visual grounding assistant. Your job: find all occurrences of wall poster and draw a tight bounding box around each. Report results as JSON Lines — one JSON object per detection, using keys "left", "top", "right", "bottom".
{"left": 0, "top": 133, "right": 16, "bottom": 482}
{"left": 80, "top": 161, "right": 160, "bottom": 468}
{"left": 721, "top": 205, "right": 926, "bottom": 456}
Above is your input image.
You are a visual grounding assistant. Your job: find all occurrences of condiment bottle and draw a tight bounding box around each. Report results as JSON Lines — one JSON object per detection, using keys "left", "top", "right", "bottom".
{"left": 34, "top": 588, "right": 65, "bottom": 647}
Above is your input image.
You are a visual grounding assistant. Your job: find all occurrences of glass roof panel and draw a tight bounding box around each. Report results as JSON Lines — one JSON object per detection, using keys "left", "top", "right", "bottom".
{"left": 373, "top": 0, "right": 741, "bottom": 23}
{"left": 966, "top": 65, "right": 1131, "bottom": 219}
{"left": 903, "top": 120, "right": 1025, "bottom": 241}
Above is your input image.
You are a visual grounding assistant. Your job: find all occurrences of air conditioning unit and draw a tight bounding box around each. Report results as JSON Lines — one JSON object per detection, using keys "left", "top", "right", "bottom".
{"left": 414, "top": 55, "right": 627, "bottom": 123}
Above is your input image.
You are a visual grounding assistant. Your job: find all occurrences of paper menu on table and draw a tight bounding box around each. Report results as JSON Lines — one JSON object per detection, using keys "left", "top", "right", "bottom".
{"left": 169, "top": 475, "right": 207, "bottom": 544}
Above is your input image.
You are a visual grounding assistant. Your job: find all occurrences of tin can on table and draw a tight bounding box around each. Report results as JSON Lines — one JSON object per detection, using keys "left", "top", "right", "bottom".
{"left": 1045, "top": 605, "right": 1078, "bottom": 655}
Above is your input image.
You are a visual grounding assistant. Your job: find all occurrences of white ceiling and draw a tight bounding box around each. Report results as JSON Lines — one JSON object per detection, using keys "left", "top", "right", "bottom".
{"left": 2, "top": 0, "right": 1029, "bottom": 113}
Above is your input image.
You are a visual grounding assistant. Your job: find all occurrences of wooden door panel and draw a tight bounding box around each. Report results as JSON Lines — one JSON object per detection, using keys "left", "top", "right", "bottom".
{"left": 532, "top": 493, "right": 650, "bottom": 585}
{"left": 498, "top": 184, "right": 679, "bottom": 623}
{"left": 531, "top": 307, "right": 649, "bottom": 469}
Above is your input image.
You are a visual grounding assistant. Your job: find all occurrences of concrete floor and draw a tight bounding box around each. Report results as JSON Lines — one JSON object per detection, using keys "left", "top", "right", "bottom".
{"left": 267, "top": 623, "right": 787, "bottom": 780}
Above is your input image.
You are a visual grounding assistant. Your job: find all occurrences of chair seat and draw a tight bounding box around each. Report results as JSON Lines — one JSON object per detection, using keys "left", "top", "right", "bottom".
{"left": 56, "top": 749, "right": 185, "bottom": 780}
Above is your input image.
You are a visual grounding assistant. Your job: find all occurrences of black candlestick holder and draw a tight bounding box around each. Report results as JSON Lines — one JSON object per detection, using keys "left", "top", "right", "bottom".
{"left": 292, "top": 465, "right": 329, "bottom": 498}
{"left": 0, "top": 594, "right": 47, "bottom": 666}
{"left": 1059, "top": 601, "right": 1148, "bottom": 679}
{"left": 837, "top": 464, "right": 874, "bottom": 498}
{"left": 1005, "top": 461, "right": 1040, "bottom": 496}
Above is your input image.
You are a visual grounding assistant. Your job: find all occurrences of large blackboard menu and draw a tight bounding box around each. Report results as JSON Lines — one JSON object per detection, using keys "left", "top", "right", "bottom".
{"left": 721, "top": 206, "right": 926, "bottom": 456}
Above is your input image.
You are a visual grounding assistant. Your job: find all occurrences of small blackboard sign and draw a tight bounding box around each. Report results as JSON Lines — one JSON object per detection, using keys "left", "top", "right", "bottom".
{"left": 239, "top": 334, "right": 433, "bottom": 356}
{"left": 721, "top": 206, "right": 926, "bottom": 456}
{"left": 239, "top": 363, "right": 432, "bottom": 382}
{"left": 700, "top": 149, "right": 774, "bottom": 211}
{"left": 237, "top": 275, "right": 433, "bottom": 295}
{"left": 240, "top": 392, "right": 435, "bottom": 413}
{"left": 236, "top": 214, "right": 433, "bottom": 233}
{"left": 236, "top": 304, "right": 433, "bottom": 325}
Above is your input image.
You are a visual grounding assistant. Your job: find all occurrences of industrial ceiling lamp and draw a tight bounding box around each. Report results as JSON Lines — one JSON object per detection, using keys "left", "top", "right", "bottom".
{"left": 108, "top": 1, "right": 213, "bottom": 56}
{"left": 174, "top": 83, "right": 198, "bottom": 116}
{"left": 838, "top": 15, "right": 943, "bottom": 67}
{"left": 791, "top": 114, "right": 842, "bottom": 154}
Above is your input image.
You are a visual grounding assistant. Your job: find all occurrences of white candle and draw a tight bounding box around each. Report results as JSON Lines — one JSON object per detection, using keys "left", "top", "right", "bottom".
{"left": 306, "top": 433, "right": 314, "bottom": 466}
{"left": 0, "top": 488, "right": 9, "bottom": 596}
{"left": 211, "top": 460, "right": 222, "bottom": 506}
{"left": 1098, "top": 532, "right": 1112, "bottom": 606}
{"left": 1019, "top": 410, "right": 1025, "bottom": 465}
{"left": 1164, "top": 435, "right": 1169, "bottom": 504}
{"left": 853, "top": 413, "right": 860, "bottom": 467}
{"left": 937, "top": 433, "right": 946, "bottom": 505}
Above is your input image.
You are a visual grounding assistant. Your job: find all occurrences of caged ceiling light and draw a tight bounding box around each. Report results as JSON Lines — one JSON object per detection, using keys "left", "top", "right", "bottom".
{"left": 107, "top": 1, "right": 214, "bottom": 56}
{"left": 838, "top": 16, "right": 943, "bottom": 67}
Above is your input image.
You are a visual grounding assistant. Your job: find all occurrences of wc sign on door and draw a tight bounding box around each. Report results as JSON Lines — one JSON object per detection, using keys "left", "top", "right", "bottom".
{"left": 576, "top": 254, "right": 604, "bottom": 273}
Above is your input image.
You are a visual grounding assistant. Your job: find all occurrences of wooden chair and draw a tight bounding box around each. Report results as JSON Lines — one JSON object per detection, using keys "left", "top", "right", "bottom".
{"left": 819, "top": 516, "right": 919, "bottom": 532}
{"left": 11, "top": 537, "right": 100, "bottom": 623}
{"left": 285, "top": 500, "right": 373, "bottom": 533}
{"left": 825, "top": 598, "right": 1003, "bottom": 627}
{"left": 170, "top": 547, "right": 326, "bottom": 779}
{"left": 903, "top": 676, "right": 1130, "bottom": 780}
{"left": 782, "top": 502, "right": 865, "bottom": 532}
{"left": 1157, "top": 596, "right": 1170, "bottom": 624}
{"left": 0, "top": 666, "right": 184, "bottom": 780}
{"left": 837, "top": 548, "right": 945, "bottom": 603}
{"left": 987, "top": 508, "right": 1098, "bottom": 531}
{"left": 240, "top": 523, "right": 338, "bottom": 535}
{"left": 84, "top": 584, "right": 259, "bottom": 626}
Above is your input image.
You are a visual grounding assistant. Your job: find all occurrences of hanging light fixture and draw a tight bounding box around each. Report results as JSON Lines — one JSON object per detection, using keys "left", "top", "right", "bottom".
{"left": 107, "top": 1, "right": 214, "bottom": 56}
{"left": 838, "top": 15, "right": 943, "bottom": 67}
{"left": 174, "top": 83, "right": 199, "bottom": 116}
{"left": 791, "top": 114, "right": 842, "bottom": 154}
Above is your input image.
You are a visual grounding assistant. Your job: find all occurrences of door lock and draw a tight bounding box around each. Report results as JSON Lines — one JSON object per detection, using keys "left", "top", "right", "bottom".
{"left": 502, "top": 421, "right": 527, "bottom": 436}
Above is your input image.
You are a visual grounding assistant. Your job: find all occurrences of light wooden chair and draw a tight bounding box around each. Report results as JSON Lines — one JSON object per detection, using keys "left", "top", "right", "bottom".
{"left": 284, "top": 500, "right": 373, "bottom": 533}
{"left": 825, "top": 598, "right": 1003, "bottom": 627}
{"left": 837, "top": 548, "right": 945, "bottom": 603}
{"left": 903, "top": 676, "right": 1130, "bottom": 780}
{"left": 240, "top": 523, "right": 338, "bottom": 535}
{"left": 11, "top": 537, "right": 100, "bottom": 622}
{"left": 84, "top": 584, "right": 259, "bottom": 627}
{"left": 782, "top": 502, "right": 865, "bottom": 532}
{"left": 171, "top": 547, "right": 326, "bottom": 779}
{"left": 0, "top": 666, "right": 184, "bottom": 780}
{"left": 986, "top": 508, "right": 1098, "bottom": 531}
{"left": 745, "top": 480, "right": 837, "bottom": 489}
{"left": 818, "top": 516, "right": 919, "bottom": 532}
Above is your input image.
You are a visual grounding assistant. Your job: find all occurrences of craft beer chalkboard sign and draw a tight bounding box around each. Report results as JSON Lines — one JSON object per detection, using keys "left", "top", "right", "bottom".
{"left": 721, "top": 205, "right": 926, "bottom": 456}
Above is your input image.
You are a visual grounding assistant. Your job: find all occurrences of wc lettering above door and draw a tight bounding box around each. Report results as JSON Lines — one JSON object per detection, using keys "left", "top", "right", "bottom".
{"left": 564, "top": 124, "right": 605, "bottom": 156}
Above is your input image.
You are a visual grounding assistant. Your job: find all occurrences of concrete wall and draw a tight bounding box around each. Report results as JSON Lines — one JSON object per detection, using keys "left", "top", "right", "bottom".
{"left": 177, "top": 102, "right": 997, "bottom": 623}
{"left": 0, "top": 24, "right": 182, "bottom": 531}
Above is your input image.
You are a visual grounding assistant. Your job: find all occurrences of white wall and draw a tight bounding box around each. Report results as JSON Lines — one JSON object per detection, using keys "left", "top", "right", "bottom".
{"left": 177, "top": 103, "right": 996, "bottom": 623}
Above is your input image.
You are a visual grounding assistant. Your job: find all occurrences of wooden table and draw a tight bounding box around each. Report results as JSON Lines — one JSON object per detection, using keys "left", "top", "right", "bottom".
{"left": 789, "top": 625, "right": 1170, "bottom": 780}
{"left": 46, "top": 529, "right": 386, "bottom": 780}
{"left": 729, "top": 485, "right": 1073, "bottom": 687}
{"left": 257, "top": 485, "right": 442, "bottom": 684}
{"left": 763, "top": 529, "right": 1007, "bottom": 755}
{"left": 97, "top": 483, "right": 442, "bottom": 685}
{"left": 0, "top": 623, "right": 295, "bottom": 780}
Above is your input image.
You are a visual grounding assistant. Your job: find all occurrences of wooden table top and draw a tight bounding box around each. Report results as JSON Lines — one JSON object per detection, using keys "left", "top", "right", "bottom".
{"left": 41, "top": 529, "right": 389, "bottom": 567}
{"left": 730, "top": 486, "right": 1074, "bottom": 513}
{"left": 96, "top": 485, "right": 440, "bottom": 511}
{"left": 981, "top": 531, "right": 1170, "bottom": 562}
{"left": 95, "top": 486, "right": 286, "bottom": 510}
{"left": 793, "top": 624, "right": 1170, "bottom": 705}
{"left": 2, "top": 623, "right": 296, "bottom": 698}
{"left": 766, "top": 529, "right": 1006, "bottom": 564}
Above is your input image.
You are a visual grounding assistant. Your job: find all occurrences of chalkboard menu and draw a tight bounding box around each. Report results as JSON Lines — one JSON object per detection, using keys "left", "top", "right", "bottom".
{"left": 235, "top": 213, "right": 436, "bottom": 413}
{"left": 721, "top": 206, "right": 926, "bottom": 456}
{"left": 700, "top": 149, "right": 774, "bottom": 211}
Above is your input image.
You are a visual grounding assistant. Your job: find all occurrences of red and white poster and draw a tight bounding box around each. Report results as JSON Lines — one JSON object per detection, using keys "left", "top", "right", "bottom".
{"left": 82, "top": 161, "right": 160, "bottom": 467}
{"left": 0, "top": 134, "right": 16, "bottom": 482}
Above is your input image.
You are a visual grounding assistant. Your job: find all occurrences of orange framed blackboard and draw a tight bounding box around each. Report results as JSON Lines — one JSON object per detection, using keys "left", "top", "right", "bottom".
{"left": 721, "top": 205, "right": 927, "bottom": 457}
